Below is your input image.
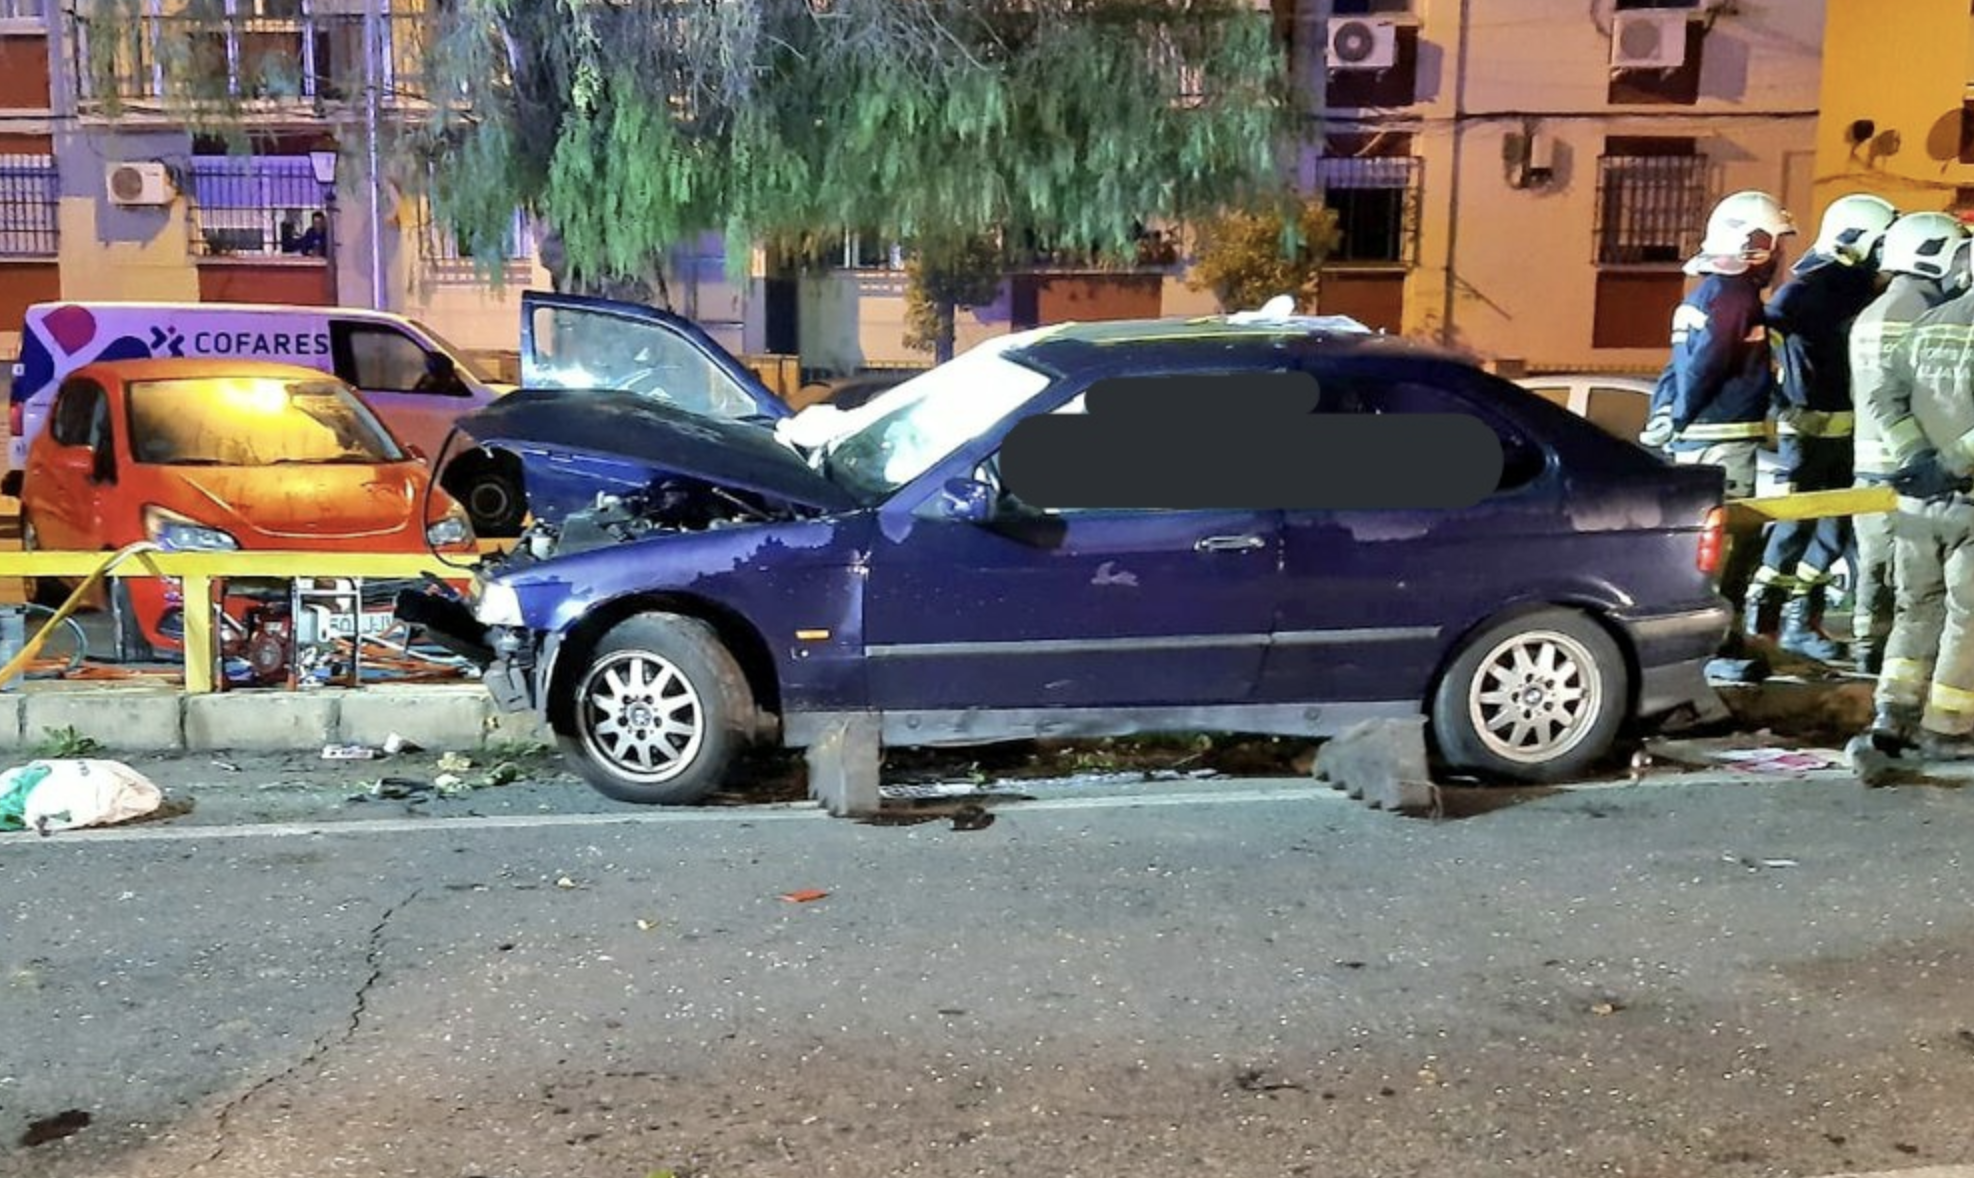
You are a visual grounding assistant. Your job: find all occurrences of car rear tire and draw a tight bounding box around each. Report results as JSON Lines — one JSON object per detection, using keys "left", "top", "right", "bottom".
{"left": 1430, "top": 607, "right": 1627, "bottom": 784}
{"left": 556, "top": 613, "right": 756, "bottom": 805}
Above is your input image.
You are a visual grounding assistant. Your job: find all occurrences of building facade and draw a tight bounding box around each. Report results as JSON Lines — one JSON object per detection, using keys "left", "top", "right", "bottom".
{"left": 1810, "top": 0, "right": 1974, "bottom": 229}
{"left": 0, "top": 0, "right": 1831, "bottom": 377}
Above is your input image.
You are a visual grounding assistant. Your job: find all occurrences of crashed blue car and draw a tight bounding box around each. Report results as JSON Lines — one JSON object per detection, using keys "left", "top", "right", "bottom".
{"left": 404, "top": 313, "right": 1732, "bottom": 805}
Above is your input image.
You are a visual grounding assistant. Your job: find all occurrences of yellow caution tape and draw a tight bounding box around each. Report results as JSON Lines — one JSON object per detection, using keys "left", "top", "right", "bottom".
{"left": 1725, "top": 485, "right": 1896, "bottom": 529}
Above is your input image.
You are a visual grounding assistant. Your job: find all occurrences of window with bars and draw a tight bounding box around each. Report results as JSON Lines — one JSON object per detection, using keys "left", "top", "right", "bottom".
{"left": 421, "top": 206, "right": 535, "bottom": 264}
{"left": 188, "top": 155, "right": 328, "bottom": 257}
{"left": 1593, "top": 149, "right": 1709, "bottom": 266}
{"left": 0, "top": 0, "right": 44, "bottom": 19}
{"left": 0, "top": 154, "right": 57, "bottom": 256}
{"left": 1317, "top": 154, "right": 1422, "bottom": 265}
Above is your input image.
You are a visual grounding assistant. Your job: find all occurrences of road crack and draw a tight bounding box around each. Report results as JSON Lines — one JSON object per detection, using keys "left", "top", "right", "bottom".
{"left": 186, "top": 887, "right": 421, "bottom": 1176}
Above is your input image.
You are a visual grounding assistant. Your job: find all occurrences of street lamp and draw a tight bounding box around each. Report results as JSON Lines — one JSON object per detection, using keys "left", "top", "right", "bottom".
{"left": 309, "top": 149, "right": 339, "bottom": 304}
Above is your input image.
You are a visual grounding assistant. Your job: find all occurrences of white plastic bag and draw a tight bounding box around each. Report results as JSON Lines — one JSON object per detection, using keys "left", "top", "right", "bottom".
{"left": 21, "top": 760, "right": 162, "bottom": 833}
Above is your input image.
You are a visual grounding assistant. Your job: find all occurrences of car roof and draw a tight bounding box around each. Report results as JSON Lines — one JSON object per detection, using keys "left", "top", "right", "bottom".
{"left": 69, "top": 357, "right": 346, "bottom": 384}
{"left": 1006, "top": 313, "right": 1475, "bottom": 377}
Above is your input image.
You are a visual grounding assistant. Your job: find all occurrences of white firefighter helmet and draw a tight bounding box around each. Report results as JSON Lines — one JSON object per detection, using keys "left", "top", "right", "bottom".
{"left": 1685, "top": 190, "right": 1799, "bottom": 277}
{"left": 1804, "top": 193, "right": 1898, "bottom": 268}
{"left": 1880, "top": 211, "right": 1973, "bottom": 288}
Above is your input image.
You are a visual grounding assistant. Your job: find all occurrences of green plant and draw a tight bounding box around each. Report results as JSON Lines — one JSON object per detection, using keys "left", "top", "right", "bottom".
{"left": 1187, "top": 196, "right": 1342, "bottom": 313}
{"left": 36, "top": 726, "right": 102, "bottom": 758}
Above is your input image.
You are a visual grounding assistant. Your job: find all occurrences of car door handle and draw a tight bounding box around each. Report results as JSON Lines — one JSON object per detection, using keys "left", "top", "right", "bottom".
{"left": 1196, "top": 534, "right": 1266, "bottom": 553}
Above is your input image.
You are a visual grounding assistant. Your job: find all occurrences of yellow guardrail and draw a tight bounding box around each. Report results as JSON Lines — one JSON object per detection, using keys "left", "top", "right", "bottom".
{"left": 0, "top": 490, "right": 1902, "bottom": 697}
{"left": 0, "top": 544, "right": 497, "bottom": 694}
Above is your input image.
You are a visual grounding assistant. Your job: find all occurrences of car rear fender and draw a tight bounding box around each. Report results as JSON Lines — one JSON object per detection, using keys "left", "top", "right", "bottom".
{"left": 1426, "top": 594, "right": 1644, "bottom": 721}
{"left": 544, "top": 590, "right": 783, "bottom": 738}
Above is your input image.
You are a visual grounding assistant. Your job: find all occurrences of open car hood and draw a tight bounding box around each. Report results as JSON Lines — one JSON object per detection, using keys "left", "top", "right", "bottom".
{"left": 454, "top": 387, "right": 857, "bottom": 516}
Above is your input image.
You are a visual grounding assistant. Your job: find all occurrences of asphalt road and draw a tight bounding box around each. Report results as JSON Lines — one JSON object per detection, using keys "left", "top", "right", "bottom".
{"left": 2, "top": 760, "right": 1973, "bottom": 1178}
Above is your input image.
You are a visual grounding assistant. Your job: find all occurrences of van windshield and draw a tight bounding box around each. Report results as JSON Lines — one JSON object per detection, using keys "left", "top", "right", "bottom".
{"left": 127, "top": 377, "right": 406, "bottom": 466}
{"left": 415, "top": 326, "right": 498, "bottom": 385}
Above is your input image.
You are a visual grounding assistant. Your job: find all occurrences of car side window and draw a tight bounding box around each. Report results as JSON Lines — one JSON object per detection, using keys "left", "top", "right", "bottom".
{"left": 49, "top": 380, "right": 102, "bottom": 448}
{"left": 1586, "top": 386, "right": 1649, "bottom": 440}
{"left": 1320, "top": 374, "right": 1547, "bottom": 493}
{"left": 334, "top": 324, "right": 433, "bottom": 393}
{"left": 1522, "top": 385, "right": 1573, "bottom": 410}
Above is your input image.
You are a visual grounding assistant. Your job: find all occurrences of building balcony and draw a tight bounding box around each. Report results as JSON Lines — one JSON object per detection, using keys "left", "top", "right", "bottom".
{"left": 66, "top": 6, "right": 442, "bottom": 118}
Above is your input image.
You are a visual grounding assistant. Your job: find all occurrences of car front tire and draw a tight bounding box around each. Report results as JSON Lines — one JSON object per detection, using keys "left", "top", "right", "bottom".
{"left": 1430, "top": 607, "right": 1628, "bottom": 784}
{"left": 556, "top": 613, "right": 756, "bottom": 805}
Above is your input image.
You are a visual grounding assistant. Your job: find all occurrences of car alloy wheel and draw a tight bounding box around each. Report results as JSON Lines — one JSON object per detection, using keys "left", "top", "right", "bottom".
{"left": 1466, "top": 629, "right": 1603, "bottom": 765}
{"left": 574, "top": 648, "right": 707, "bottom": 785}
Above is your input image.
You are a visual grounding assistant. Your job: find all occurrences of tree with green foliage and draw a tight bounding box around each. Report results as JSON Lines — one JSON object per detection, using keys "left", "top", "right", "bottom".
{"left": 903, "top": 234, "right": 1008, "bottom": 363}
{"left": 78, "top": 0, "right": 1305, "bottom": 332}
{"left": 1186, "top": 196, "right": 1342, "bottom": 314}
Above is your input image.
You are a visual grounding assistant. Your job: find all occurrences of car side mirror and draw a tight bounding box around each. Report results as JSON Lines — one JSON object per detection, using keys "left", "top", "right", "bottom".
{"left": 938, "top": 477, "right": 996, "bottom": 523}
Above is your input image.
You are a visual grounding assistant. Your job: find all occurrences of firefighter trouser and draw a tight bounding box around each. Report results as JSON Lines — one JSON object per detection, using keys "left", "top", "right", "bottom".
{"left": 1853, "top": 473, "right": 1897, "bottom": 650}
{"left": 1674, "top": 440, "right": 1762, "bottom": 604}
{"left": 1671, "top": 440, "right": 1759, "bottom": 500}
{"left": 1755, "top": 434, "right": 1853, "bottom": 596}
{"left": 1877, "top": 500, "right": 1974, "bottom": 736}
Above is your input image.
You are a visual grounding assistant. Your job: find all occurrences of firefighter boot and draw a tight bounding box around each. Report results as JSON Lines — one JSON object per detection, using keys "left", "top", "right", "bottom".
{"left": 1741, "top": 582, "right": 1784, "bottom": 639}
{"left": 1869, "top": 701, "right": 1920, "bottom": 754}
{"left": 1917, "top": 727, "right": 1974, "bottom": 763}
{"left": 1777, "top": 592, "right": 1846, "bottom": 663}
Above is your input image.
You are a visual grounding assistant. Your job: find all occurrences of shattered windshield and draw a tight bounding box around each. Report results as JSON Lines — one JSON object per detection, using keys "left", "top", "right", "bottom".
{"left": 819, "top": 349, "right": 1055, "bottom": 502}
{"left": 126, "top": 377, "right": 407, "bottom": 466}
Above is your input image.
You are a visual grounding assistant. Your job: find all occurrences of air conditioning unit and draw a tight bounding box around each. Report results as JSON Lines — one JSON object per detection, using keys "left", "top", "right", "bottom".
{"left": 1610, "top": 10, "right": 1690, "bottom": 71}
{"left": 106, "top": 161, "right": 174, "bottom": 207}
{"left": 1328, "top": 18, "right": 1398, "bottom": 71}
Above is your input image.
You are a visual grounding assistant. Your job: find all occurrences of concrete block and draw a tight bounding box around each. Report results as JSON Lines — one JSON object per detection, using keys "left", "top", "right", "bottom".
{"left": 0, "top": 694, "right": 24, "bottom": 751}
{"left": 806, "top": 713, "right": 882, "bottom": 818}
{"left": 482, "top": 705, "right": 555, "bottom": 750}
{"left": 184, "top": 692, "right": 337, "bottom": 751}
{"left": 1312, "top": 718, "right": 1436, "bottom": 814}
{"left": 337, "top": 688, "right": 492, "bottom": 751}
{"left": 24, "top": 690, "right": 183, "bottom": 752}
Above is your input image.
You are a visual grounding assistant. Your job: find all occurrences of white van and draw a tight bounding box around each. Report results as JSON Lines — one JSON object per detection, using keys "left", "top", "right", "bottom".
{"left": 4, "top": 301, "right": 523, "bottom": 529}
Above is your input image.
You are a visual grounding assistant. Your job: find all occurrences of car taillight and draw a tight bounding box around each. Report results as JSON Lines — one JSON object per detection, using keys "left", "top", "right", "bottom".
{"left": 7, "top": 401, "right": 20, "bottom": 438}
{"left": 1697, "top": 506, "right": 1726, "bottom": 575}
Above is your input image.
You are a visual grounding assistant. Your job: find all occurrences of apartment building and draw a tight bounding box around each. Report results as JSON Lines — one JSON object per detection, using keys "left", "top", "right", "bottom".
{"left": 1810, "top": 0, "right": 1974, "bottom": 225}
{"left": 1306, "top": 0, "right": 1825, "bottom": 374}
{"left": 0, "top": 1, "right": 1832, "bottom": 376}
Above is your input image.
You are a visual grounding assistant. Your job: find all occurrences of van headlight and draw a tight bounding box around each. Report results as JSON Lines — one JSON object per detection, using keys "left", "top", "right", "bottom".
{"left": 472, "top": 580, "right": 524, "bottom": 627}
{"left": 143, "top": 505, "right": 238, "bottom": 552}
{"left": 425, "top": 506, "right": 474, "bottom": 550}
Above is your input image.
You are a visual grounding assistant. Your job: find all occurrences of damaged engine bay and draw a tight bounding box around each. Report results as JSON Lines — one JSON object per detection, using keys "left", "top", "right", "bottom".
{"left": 489, "top": 474, "right": 826, "bottom": 570}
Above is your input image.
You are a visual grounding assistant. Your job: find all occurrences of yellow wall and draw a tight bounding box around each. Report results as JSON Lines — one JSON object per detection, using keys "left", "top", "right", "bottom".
{"left": 56, "top": 196, "right": 198, "bottom": 302}
{"left": 1812, "top": 0, "right": 1974, "bottom": 221}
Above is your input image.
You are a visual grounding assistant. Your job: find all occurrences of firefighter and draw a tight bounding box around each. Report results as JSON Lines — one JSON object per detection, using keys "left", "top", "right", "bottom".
{"left": 1859, "top": 230, "right": 1974, "bottom": 757}
{"left": 1641, "top": 190, "right": 1799, "bottom": 606}
{"left": 1849, "top": 212, "right": 1972, "bottom": 678}
{"left": 1744, "top": 194, "right": 1898, "bottom": 659}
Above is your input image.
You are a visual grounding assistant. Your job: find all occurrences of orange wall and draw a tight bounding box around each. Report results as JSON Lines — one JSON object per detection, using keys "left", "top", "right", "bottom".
{"left": 198, "top": 263, "right": 333, "bottom": 306}
{"left": 0, "top": 35, "right": 49, "bottom": 111}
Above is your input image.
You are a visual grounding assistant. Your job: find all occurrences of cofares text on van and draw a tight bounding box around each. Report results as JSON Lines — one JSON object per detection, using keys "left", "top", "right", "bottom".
{"left": 188, "top": 330, "right": 331, "bottom": 357}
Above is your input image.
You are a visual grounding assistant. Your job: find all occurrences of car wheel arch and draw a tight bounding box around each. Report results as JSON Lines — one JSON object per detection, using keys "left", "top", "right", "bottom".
{"left": 1426, "top": 597, "right": 1642, "bottom": 723}
{"left": 546, "top": 590, "right": 782, "bottom": 737}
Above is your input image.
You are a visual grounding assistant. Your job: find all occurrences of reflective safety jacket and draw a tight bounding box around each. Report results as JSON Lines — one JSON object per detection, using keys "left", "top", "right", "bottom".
{"left": 1863, "top": 286, "right": 1974, "bottom": 508}
{"left": 1651, "top": 273, "right": 1777, "bottom": 450}
{"left": 1766, "top": 254, "right": 1881, "bottom": 440}
{"left": 1850, "top": 275, "right": 1957, "bottom": 478}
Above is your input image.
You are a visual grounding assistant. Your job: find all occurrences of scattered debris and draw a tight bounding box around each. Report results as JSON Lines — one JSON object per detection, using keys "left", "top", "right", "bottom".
{"left": 438, "top": 751, "right": 474, "bottom": 774}
{"left": 1590, "top": 1000, "right": 1626, "bottom": 1016}
{"left": 1724, "top": 854, "right": 1801, "bottom": 871}
{"left": 636, "top": 918, "right": 657, "bottom": 932}
{"left": 1710, "top": 747, "right": 1843, "bottom": 773}
{"left": 19, "top": 1109, "right": 90, "bottom": 1147}
{"left": 1628, "top": 749, "right": 1652, "bottom": 783}
{"left": 554, "top": 875, "right": 578, "bottom": 889}
{"left": 780, "top": 889, "right": 829, "bottom": 904}
{"left": 950, "top": 803, "right": 996, "bottom": 832}
{"left": 210, "top": 758, "right": 241, "bottom": 773}
{"left": 321, "top": 744, "right": 379, "bottom": 761}
{"left": 1233, "top": 1067, "right": 1304, "bottom": 1094}
{"left": 382, "top": 732, "right": 422, "bottom": 756}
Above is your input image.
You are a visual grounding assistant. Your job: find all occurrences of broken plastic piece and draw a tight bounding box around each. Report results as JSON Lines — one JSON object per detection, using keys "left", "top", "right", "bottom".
{"left": 780, "top": 889, "right": 829, "bottom": 903}
{"left": 322, "top": 744, "right": 378, "bottom": 761}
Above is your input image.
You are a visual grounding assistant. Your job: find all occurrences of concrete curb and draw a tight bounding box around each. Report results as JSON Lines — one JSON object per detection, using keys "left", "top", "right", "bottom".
{"left": 0, "top": 684, "right": 551, "bottom": 755}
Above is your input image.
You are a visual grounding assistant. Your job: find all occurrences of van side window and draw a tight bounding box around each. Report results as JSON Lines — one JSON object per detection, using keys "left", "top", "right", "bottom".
{"left": 49, "top": 380, "right": 103, "bottom": 448}
{"left": 332, "top": 324, "right": 433, "bottom": 393}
